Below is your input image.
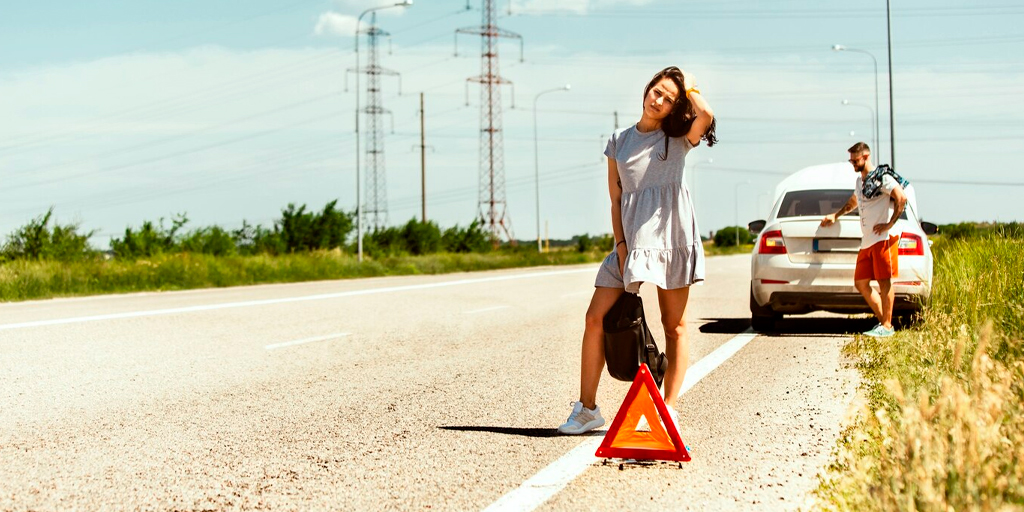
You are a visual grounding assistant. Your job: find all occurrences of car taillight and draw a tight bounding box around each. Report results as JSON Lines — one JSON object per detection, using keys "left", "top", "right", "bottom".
{"left": 898, "top": 233, "right": 924, "bottom": 256}
{"left": 758, "top": 230, "right": 786, "bottom": 254}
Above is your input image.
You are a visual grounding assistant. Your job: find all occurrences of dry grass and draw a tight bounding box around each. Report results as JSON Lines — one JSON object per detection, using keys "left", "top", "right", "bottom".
{"left": 816, "top": 237, "right": 1024, "bottom": 511}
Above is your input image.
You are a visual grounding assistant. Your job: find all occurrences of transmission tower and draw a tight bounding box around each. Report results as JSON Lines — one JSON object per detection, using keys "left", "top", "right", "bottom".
{"left": 456, "top": 0, "right": 523, "bottom": 243}
{"left": 359, "top": 13, "right": 399, "bottom": 230}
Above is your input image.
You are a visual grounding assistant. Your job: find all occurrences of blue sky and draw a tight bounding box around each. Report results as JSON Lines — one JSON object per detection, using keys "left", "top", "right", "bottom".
{"left": 2, "top": 0, "right": 1023, "bottom": 246}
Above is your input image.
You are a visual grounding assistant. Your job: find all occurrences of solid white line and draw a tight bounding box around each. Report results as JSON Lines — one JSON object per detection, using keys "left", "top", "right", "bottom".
{"left": 482, "top": 328, "right": 758, "bottom": 512}
{"left": 464, "top": 305, "right": 510, "bottom": 315}
{"left": 264, "top": 332, "right": 350, "bottom": 351}
{"left": 0, "top": 266, "right": 598, "bottom": 331}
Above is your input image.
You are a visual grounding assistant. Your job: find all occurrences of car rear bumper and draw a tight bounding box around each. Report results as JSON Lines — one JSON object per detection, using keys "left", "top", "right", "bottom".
{"left": 763, "top": 291, "right": 926, "bottom": 314}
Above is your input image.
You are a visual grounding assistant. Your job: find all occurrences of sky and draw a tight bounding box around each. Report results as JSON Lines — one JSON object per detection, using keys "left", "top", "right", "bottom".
{"left": 2, "top": 0, "right": 1023, "bottom": 248}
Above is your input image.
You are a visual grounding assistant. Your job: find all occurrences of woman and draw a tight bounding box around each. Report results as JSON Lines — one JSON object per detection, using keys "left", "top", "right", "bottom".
{"left": 558, "top": 66, "right": 717, "bottom": 434}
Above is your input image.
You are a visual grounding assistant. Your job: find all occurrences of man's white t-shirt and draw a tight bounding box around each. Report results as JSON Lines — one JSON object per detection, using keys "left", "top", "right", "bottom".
{"left": 854, "top": 172, "right": 900, "bottom": 249}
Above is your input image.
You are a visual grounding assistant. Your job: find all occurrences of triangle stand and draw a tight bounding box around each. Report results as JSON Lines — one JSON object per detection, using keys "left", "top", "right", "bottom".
{"left": 595, "top": 363, "right": 690, "bottom": 462}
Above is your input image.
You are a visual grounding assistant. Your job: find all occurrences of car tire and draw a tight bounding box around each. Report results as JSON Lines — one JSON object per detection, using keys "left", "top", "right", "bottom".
{"left": 750, "top": 286, "right": 779, "bottom": 333}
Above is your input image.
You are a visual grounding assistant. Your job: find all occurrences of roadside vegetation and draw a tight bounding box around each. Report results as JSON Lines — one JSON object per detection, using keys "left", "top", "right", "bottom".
{"left": 0, "top": 204, "right": 747, "bottom": 302}
{"left": 817, "top": 222, "right": 1024, "bottom": 510}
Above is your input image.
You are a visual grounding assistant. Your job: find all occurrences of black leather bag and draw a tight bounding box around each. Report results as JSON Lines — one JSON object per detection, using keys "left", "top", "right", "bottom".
{"left": 602, "top": 292, "right": 668, "bottom": 388}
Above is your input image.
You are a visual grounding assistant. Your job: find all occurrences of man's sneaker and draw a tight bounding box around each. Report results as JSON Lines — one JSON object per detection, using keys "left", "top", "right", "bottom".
{"left": 558, "top": 402, "right": 605, "bottom": 434}
{"left": 863, "top": 324, "right": 895, "bottom": 337}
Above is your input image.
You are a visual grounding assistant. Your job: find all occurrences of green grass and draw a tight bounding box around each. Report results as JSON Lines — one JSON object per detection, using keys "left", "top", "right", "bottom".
{"left": 815, "top": 236, "right": 1024, "bottom": 510}
{"left": 704, "top": 242, "right": 755, "bottom": 256}
{"left": 0, "top": 242, "right": 753, "bottom": 303}
{"left": 0, "top": 249, "right": 611, "bottom": 302}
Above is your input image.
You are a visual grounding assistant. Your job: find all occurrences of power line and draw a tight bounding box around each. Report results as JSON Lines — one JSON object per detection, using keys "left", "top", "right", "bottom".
{"left": 5, "top": 109, "right": 346, "bottom": 193}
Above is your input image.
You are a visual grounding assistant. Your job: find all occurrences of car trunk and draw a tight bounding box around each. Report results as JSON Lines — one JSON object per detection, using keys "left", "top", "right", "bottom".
{"left": 779, "top": 217, "right": 862, "bottom": 264}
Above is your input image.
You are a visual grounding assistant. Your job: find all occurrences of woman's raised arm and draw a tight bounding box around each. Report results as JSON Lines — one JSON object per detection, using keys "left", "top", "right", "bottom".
{"left": 682, "top": 70, "right": 714, "bottom": 147}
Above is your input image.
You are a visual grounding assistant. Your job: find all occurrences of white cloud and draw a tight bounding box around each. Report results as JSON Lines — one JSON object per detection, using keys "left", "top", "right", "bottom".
{"left": 314, "top": 12, "right": 363, "bottom": 37}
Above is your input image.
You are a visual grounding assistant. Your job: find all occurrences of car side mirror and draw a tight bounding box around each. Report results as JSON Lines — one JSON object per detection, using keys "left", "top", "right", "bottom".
{"left": 920, "top": 221, "right": 938, "bottom": 236}
{"left": 748, "top": 220, "right": 766, "bottom": 235}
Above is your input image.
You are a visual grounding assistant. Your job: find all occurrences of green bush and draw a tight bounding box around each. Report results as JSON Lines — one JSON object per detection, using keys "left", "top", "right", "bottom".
{"left": 178, "top": 226, "right": 237, "bottom": 257}
{"left": 440, "top": 219, "right": 491, "bottom": 253}
{"left": 713, "top": 226, "right": 753, "bottom": 247}
{"left": 274, "top": 200, "right": 354, "bottom": 253}
{"left": 110, "top": 214, "right": 188, "bottom": 258}
{"left": 1, "top": 207, "right": 96, "bottom": 262}
{"left": 571, "top": 233, "right": 614, "bottom": 253}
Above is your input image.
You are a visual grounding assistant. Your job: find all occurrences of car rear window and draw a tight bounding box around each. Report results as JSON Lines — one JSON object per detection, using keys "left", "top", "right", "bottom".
{"left": 778, "top": 189, "right": 908, "bottom": 219}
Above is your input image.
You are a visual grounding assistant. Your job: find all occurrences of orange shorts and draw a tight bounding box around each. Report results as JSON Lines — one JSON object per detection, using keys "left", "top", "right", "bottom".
{"left": 855, "top": 235, "right": 899, "bottom": 281}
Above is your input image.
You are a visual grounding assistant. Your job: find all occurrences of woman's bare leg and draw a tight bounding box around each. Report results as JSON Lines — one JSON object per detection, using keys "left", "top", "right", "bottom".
{"left": 656, "top": 286, "right": 691, "bottom": 408}
{"left": 579, "top": 286, "right": 624, "bottom": 409}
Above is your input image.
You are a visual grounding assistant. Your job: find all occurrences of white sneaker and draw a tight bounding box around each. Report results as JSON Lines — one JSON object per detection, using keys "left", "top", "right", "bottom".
{"left": 665, "top": 405, "right": 681, "bottom": 433}
{"left": 636, "top": 405, "right": 679, "bottom": 433}
{"left": 558, "top": 402, "right": 605, "bottom": 434}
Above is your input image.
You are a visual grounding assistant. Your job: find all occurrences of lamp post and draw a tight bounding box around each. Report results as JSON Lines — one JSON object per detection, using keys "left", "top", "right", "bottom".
{"left": 355, "top": 1, "right": 412, "bottom": 262}
{"left": 689, "top": 157, "right": 712, "bottom": 221}
{"left": 832, "top": 44, "right": 881, "bottom": 161}
{"left": 533, "top": 84, "right": 570, "bottom": 253}
{"left": 841, "top": 99, "right": 877, "bottom": 153}
{"left": 885, "top": 0, "right": 896, "bottom": 169}
{"left": 734, "top": 180, "right": 749, "bottom": 247}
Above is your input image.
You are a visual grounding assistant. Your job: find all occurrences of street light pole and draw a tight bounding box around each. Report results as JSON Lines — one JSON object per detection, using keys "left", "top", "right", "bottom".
{"left": 734, "top": 180, "right": 749, "bottom": 247}
{"left": 841, "top": 99, "right": 877, "bottom": 153}
{"left": 885, "top": 0, "right": 896, "bottom": 168}
{"left": 533, "top": 84, "right": 571, "bottom": 253}
{"left": 833, "top": 44, "right": 880, "bottom": 160}
{"left": 354, "top": 1, "right": 412, "bottom": 263}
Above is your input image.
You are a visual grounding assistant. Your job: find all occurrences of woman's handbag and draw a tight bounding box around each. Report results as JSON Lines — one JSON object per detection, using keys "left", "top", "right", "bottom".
{"left": 602, "top": 292, "right": 668, "bottom": 388}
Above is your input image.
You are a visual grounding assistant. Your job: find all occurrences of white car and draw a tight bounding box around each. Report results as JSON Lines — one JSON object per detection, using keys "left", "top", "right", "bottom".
{"left": 747, "top": 162, "right": 937, "bottom": 332}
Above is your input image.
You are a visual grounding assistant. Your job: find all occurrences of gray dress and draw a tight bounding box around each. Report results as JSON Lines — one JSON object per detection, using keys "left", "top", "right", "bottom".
{"left": 595, "top": 125, "right": 705, "bottom": 293}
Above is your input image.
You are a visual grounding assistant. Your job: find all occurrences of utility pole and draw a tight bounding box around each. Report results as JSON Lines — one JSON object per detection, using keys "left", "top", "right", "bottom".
{"left": 420, "top": 92, "right": 426, "bottom": 223}
{"left": 456, "top": 0, "right": 524, "bottom": 245}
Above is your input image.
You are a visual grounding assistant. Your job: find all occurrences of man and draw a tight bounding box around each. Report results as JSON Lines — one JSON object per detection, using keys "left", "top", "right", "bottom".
{"left": 821, "top": 142, "right": 907, "bottom": 337}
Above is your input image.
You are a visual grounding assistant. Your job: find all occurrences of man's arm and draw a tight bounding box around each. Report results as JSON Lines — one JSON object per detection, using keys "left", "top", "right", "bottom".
{"left": 873, "top": 185, "right": 908, "bottom": 235}
{"left": 820, "top": 193, "right": 858, "bottom": 227}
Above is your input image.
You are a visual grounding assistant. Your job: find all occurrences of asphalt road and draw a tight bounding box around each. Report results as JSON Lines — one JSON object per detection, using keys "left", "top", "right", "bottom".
{"left": 0, "top": 254, "right": 867, "bottom": 511}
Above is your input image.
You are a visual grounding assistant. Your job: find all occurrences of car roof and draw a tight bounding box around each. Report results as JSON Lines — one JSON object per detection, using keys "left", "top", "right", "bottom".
{"left": 774, "top": 162, "right": 920, "bottom": 217}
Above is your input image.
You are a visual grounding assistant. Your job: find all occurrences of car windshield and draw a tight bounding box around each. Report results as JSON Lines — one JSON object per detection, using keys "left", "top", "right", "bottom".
{"left": 777, "top": 189, "right": 908, "bottom": 219}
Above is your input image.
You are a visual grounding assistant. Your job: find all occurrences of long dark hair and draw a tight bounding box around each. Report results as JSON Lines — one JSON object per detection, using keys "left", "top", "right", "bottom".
{"left": 642, "top": 66, "right": 718, "bottom": 160}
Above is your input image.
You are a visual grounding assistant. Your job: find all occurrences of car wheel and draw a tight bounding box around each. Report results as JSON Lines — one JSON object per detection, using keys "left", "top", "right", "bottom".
{"left": 750, "top": 287, "right": 779, "bottom": 332}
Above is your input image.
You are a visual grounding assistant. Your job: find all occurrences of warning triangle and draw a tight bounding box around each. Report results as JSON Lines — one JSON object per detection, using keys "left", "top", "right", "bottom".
{"left": 595, "top": 363, "right": 690, "bottom": 462}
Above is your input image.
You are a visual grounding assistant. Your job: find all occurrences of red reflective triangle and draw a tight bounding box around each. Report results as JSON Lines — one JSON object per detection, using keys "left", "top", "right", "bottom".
{"left": 595, "top": 363, "right": 691, "bottom": 462}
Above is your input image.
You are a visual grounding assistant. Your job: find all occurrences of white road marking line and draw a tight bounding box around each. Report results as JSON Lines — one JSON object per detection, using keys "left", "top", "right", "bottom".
{"left": 0, "top": 266, "right": 598, "bottom": 331}
{"left": 482, "top": 328, "right": 759, "bottom": 512}
{"left": 264, "top": 332, "right": 350, "bottom": 351}
{"left": 465, "top": 305, "right": 510, "bottom": 315}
